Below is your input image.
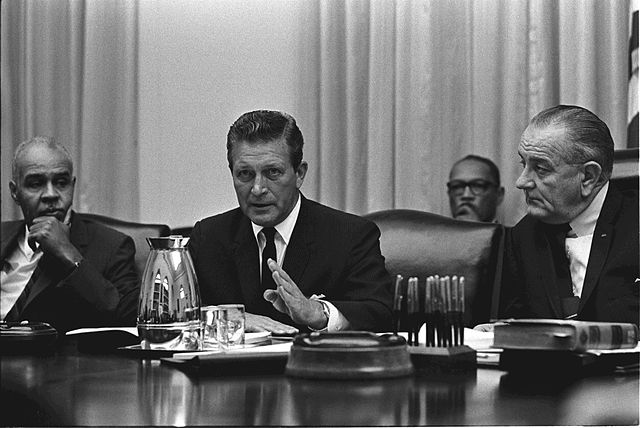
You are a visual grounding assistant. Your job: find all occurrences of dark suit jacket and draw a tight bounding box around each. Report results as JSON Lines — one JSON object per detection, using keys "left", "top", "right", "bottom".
{"left": 188, "top": 196, "right": 393, "bottom": 331}
{"left": 499, "top": 185, "right": 639, "bottom": 325}
{"left": 1, "top": 212, "right": 140, "bottom": 333}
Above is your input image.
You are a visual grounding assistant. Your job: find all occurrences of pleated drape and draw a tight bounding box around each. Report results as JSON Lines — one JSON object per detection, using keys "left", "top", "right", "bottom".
{"left": 1, "top": 0, "right": 138, "bottom": 222}
{"left": 298, "top": 0, "right": 630, "bottom": 225}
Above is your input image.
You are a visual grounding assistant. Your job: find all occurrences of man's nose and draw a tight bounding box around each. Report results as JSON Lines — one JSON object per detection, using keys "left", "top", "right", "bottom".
{"left": 251, "top": 175, "right": 268, "bottom": 195}
{"left": 460, "top": 185, "right": 475, "bottom": 198}
{"left": 41, "top": 182, "right": 59, "bottom": 200}
{"left": 515, "top": 169, "right": 534, "bottom": 189}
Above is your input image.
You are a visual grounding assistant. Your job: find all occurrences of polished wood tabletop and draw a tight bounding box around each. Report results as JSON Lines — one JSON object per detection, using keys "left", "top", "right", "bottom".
{"left": 1, "top": 339, "right": 638, "bottom": 426}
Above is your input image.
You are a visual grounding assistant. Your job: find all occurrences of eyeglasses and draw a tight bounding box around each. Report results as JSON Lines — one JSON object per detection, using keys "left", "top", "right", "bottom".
{"left": 446, "top": 180, "right": 497, "bottom": 196}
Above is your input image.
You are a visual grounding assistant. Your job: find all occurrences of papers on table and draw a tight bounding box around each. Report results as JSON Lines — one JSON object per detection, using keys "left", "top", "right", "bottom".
{"left": 66, "top": 327, "right": 138, "bottom": 337}
{"left": 171, "top": 341, "right": 293, "bottom": 359}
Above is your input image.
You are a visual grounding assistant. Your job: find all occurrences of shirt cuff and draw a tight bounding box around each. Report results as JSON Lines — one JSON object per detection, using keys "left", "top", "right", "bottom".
{"left": 310, "top": 296, "right": 350, "bottom": 332}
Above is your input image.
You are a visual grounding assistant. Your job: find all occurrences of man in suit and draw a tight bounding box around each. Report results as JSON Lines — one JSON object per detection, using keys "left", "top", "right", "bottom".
{"left": 1, "top": 136, "right": 139, "bottom": 333}
{"left": 189, "top": 110, "right": 392, "bottom": 334}
{"left": 447, "top": 155, "right": 504, "bottom": 222}
{"left": 499, "top": 105, "right": 639, "bottom": 325}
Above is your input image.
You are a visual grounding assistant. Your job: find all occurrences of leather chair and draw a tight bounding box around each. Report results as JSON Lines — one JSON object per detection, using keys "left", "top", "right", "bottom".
{"left": 170, "top": 226, "right": 193, "bottom": 237}
{"left": 363, "top": 209, "right": 504, "bottom": 327}
{"left": 79, "top": 213, "right": 171, "bottom": 277}
{"left": 610, "top": 148, "right": 639, "bottom": 192}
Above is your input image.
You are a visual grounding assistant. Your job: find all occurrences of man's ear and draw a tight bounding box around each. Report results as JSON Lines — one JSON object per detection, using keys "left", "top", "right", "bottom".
{"left": 9, "top": 181, "right": 18, "bottom": 204}
{"left": 496, "top": 186, "right": 505, "bottom": 205}
{"left": 580, "top": 161, "right": 603, "bottom": 197}
{"left": 296, "top": 161, "right": 308, "bottom": 188}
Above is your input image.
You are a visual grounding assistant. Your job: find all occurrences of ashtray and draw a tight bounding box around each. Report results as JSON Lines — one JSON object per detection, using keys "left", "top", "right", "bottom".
{"left": 0, "top": 321, "right": 58, "bottom": 354}
{"left": 285, "top": 331, "right": 414, "bottom": 379}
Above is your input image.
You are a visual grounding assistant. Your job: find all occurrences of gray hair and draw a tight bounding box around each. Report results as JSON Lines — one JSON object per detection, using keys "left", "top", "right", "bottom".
{"left": 12, "top": 136, "right": 73, "bottom": 180}
{"left": 529, "top": 105, "right": 614, "bottom": 180}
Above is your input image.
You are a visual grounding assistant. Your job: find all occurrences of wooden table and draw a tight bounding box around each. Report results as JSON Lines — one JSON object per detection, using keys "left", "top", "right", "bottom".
{"left": 1, "top": 339, "right": 638, "bottom": 426}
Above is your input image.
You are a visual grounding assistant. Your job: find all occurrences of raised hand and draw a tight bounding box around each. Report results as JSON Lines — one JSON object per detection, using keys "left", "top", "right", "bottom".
{"left": 262, "top": 259, "right": 328, "bottom": 330}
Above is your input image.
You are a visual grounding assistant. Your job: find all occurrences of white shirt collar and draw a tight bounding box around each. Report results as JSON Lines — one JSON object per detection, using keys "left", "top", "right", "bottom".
{"left": 251, "top": 194, "right": 301, "bottom": 244}
{"left": 569, "top": 181, "right": 609, "bottom": 237}
{"left": 19, "top": 224, "right": 37, "bottom": 259}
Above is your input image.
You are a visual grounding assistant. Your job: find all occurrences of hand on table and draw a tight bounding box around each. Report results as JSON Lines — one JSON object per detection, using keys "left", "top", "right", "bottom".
{"left": 262, "top": 259, "right": 328, "bottom": 330}
{"left": 245, "top": 312, "right": 298, "bottom": 335}
{"left": 473, "top": 323, "right": 495, "bottom": 332}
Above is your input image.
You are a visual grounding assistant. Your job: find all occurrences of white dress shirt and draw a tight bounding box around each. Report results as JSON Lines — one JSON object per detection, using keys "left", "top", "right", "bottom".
{"left": 250, "top": 195, "right": 349, "bottom": 331}
{"left": 1, "top": 225, "right": 43, "bottom": 319}
{"left": 566, "top": 182, "right": 609, "bottom": 298}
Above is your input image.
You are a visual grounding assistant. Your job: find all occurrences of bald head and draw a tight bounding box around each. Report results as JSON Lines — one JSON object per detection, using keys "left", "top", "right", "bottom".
{"left": 12, "top": 136, "right": 73, "bottom": 181}
{"left": 9, "top": 136, "right": 76, "bottom": 226}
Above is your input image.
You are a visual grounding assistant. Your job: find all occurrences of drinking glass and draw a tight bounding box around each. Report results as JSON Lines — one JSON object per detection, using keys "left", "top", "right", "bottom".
{"left": 215, "top": 304, "right": 245, "bottom": 349}
{"left": 201, "top": 305, "right": 219, "bottom": 346}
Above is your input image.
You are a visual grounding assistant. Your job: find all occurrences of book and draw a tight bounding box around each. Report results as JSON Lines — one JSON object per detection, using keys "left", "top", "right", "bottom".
{"left": 492, "top": 319, "right": 638, "bottom": 352}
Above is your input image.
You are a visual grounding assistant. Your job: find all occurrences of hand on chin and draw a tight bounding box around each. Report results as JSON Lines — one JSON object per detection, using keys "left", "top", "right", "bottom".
{"left": 455, "top": 207, "right": 478, "bottom": 222}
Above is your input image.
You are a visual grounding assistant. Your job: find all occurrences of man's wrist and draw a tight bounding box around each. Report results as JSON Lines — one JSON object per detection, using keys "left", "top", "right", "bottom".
{"left": 64, "top": 256, "right": 84, "bottom": 275}
{"left": 309, "top": 300, "right": 329, "bottom": 330}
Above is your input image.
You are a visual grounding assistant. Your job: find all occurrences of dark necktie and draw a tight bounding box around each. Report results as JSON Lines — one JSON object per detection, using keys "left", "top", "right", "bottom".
{"left": 547, "top": 223, "right": 578, "bottom": 317}
{"left": 261, "top": 227, "right": 277, "bottom": 290}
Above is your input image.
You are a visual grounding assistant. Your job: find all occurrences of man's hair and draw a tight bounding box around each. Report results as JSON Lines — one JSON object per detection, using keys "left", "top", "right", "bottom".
{"left": 529, "top": 105, "right": 614, "bottom": 180}
{"left": 452, "top": 154, "right": 501, "bottom": 186}
{"left": 12, "top": 136, "right": 73, "bottom": 180}
{"left": 226, "top": 110, "right": 304, "bottom": 170}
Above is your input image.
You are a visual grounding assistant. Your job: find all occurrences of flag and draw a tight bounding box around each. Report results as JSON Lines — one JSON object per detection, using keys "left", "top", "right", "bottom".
{"left": 629, "top": 0, "right": 639, "bottom": 148}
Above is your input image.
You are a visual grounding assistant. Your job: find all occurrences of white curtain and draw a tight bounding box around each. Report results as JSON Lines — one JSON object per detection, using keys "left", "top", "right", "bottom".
{"left": 2, "top": 0, "right": 631, "bottom": 227}
{"left": 1, "top": 0, "right": 138, "bottom": 222}
{"left": 297, "top": 0, "right": 630, "bottom": 225}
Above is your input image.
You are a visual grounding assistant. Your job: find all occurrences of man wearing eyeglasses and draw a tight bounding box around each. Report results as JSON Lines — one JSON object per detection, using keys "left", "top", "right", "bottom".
{"left": 447, "top": 155, "right": 504, "bottom": 223}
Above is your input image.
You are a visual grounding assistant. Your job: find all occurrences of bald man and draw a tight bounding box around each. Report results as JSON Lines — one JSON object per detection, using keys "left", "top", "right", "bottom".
{"left": 1, "top": 136, "right": 139, "bottom": 333}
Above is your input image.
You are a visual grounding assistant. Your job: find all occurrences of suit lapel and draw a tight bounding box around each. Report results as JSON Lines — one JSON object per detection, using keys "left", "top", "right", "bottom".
{"left": 579, "top": 187, "right": 620, "bottom": 312}
{"left": 282, "top": 196, "right": 314, "bottom": 293}
{"left": 535, "top": 223, "right": 565, "bottom": 318}
{"left": 231, "top": 216, "right": 262, "bottom": 308}
{"left": 1, "top": 221, "right": 23, "bottom": 262}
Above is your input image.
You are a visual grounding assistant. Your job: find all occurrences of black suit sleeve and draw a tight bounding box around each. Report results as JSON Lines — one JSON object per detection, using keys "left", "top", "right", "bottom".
{"left": 330, "top": 221, "right": 393, "bottom": 332}
{"left": 63, "top": 234, "right": 139, "bottom": 326}
{"left": 498, "top": 226, "right": 533, "bottom": 319}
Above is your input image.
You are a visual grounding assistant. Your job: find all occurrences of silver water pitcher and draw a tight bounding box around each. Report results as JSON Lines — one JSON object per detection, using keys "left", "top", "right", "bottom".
{"left": 137, "top": 236, "right": 202, "bottom": 350}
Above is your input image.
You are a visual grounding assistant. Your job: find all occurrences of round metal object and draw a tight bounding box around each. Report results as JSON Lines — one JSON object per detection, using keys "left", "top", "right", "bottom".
{"left": 285, "top": 331, "right": 414, "bottom": 379}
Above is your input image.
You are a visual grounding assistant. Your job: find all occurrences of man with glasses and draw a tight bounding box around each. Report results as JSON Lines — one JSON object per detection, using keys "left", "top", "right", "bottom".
{"left": 447, "top": 155, "right": 504, "bottom": 222}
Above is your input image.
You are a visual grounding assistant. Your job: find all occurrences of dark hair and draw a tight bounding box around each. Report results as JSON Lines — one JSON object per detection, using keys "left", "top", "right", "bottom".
{"left": 529, "top": 105, "right": 614, "bottom": 180}
{"left": 453, "top": 154, "right": 501, "bottom": 186}
{"left": 226, "top": 110, "right": 304, "bottom": 170}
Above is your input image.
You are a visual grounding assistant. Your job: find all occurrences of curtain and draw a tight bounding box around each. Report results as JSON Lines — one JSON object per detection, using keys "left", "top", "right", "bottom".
{"left": 1, "top": 0, "right": 138, "bottom": 222}
{"left": 298, "top": 0, "right": 630, "bottom": 226}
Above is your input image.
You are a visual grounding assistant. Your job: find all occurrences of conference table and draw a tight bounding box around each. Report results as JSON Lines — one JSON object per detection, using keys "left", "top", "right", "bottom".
{"left": 1, "top": 338, "right": 638, "bottom": 426}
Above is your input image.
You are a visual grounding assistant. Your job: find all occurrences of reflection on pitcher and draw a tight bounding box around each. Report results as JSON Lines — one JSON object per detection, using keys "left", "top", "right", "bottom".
{"left": 137, "top": 236, "right": 202, "bottom": 350}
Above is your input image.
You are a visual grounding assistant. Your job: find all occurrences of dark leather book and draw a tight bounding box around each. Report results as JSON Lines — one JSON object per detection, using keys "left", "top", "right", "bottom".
{"left": 493, "top": 319, "right": 638, "bottom": 352}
